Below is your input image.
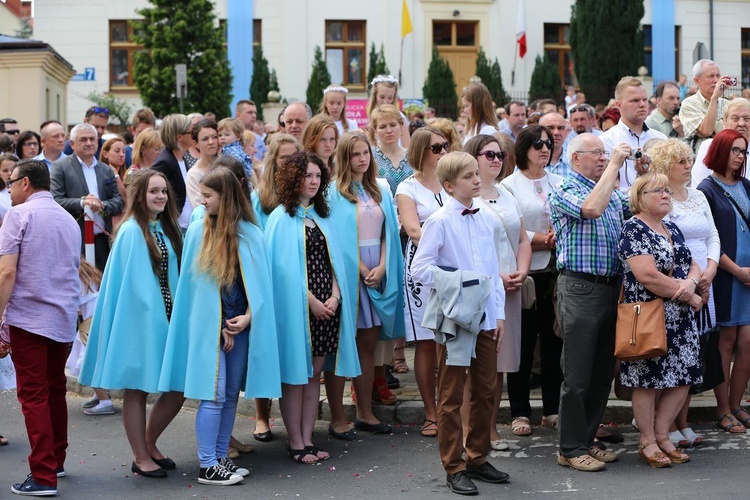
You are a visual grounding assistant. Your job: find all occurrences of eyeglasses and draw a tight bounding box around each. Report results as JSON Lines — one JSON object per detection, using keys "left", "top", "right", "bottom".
{"left": 676, "top": 157, "right": 694, "bottom": 166}
{"left": 577, "top": 149, "right": 611, "bottom": 158}
{"left": 642, "top": 187, "right": 674, "bottom": 196}
{"left": 85, "top": 106, "right": 109, "bottom": 117}
{"left": 477, "top": 150, "right": 505, "bottom": 162}
{"left": 532, "top": 138, "right": 553, "bottom": 151}
{"left": 427, "top": 142, "right": 449, "bottom": 154}
{"left": 731, "top": 147, "right": 749, "bottom": 157}
{"left": 569, "top": 106, "right": 591, "bottom": 115}
{"left": 6, "top": 175, "right": 26, "bottom": 188}
{"left": 5, "top": 129, "right": 19, "bottom": 135}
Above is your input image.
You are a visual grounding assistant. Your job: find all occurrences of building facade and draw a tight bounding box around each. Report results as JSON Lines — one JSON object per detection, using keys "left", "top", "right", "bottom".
{"left": 32, "top": 0, "right": 750, "bottom": 124}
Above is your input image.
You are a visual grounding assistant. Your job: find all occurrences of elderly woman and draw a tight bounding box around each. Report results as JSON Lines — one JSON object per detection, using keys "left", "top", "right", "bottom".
{"left": 464, "top": 134, "right": 531, "bottom": 449}
{"left": 501, "top": 125, "right": 563, "bottom": 436}
{"left": 650, "top": 139, "right": 721, "bottom": 446}
{"left": 619, "top": 173, "right": 703, "bottom": 467}
{"left": 697, "top": 128, "right": 750, "bottom": 434}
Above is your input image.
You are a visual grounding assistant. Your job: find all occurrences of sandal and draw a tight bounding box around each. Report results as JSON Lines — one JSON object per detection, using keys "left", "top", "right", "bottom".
{"left": 541, "top": 414, "right": 558, "bottom": 430}
{"left": 0, "top": 435, "right": 7, "bottom": 446}
{"left": 511, "top": 417, "right": 532, "bottom": 436}
{"left": 372, "top": 378, "right": 397, "bottom": 405}
{"left": 656, "top": 437, "right": 690, "bottom": 464}
{"left": 420, "top": 419, "right": 438, "bottom": 437}
{"left": 638, "top": 441, "right": 671, "bottom": 468}
{"left": 305, "top": 445, "right": 330, "bottom": 461}
{"left": 717, "top": 412, "right": 746, "bottom": 433}
{"left": 227, "top": 447, "right": 240, "bottom": 459}
{"left": 731, "top": 408, "right": 750, "bottom": 427}
{"left": 288, "top": 447, "right": 318, "bottom": 464}
{"left": 557, "top": 453, "right": 606, "bottom": 472}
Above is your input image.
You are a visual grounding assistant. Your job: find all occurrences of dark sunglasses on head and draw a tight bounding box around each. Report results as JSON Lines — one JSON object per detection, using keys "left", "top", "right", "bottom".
{"left": 86, "top": 106, "right": 109, "bottom": 117}
{"left": 477, "top": 150, "right": 505, "bottom": 162}
{"left": 569, "top": 106, "right": 590, "bottom": 115}
{"left": 427, "top": 142, "right": 450, "bottom": 154}
{"left": 532, "top": 138, "right": 553, "bottom": 150}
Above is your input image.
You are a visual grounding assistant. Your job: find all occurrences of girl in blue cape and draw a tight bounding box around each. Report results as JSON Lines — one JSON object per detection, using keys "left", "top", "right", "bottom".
{"left": 158, "top": 167, "right": 281, "bottom": 486}
{"left": 265, "top": 151, "right": 360, "bottom": 463}
{"left": 327, "top": 132, "right": 405, "bottom": 436}
{"left": 79, "top": 170, "right": 185, "bottom": 479}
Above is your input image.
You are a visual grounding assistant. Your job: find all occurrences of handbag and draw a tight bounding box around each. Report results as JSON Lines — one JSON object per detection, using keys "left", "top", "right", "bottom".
{"left": 614, "top": 224, "right": 673, "bottom": 362}
{"left": 521, "top": 276, "right": 536, "bottom": 309}
{"left": 689, "top": 306, "right": 725, "bottom": 395}
{"left": 78, "top": 317, "right": 92, "bottom": 346}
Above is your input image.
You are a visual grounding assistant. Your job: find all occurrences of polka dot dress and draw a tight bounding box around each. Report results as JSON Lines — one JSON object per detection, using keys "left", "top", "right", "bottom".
{"left": 306, "top": 223, "right": 340, "bottom": 356}
{"left": 152, "top": 224, "right": 173, "bottom": 320}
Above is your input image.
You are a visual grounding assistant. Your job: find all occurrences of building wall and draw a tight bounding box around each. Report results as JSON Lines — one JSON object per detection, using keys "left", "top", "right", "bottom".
{"left": 32, "top": 0, "right": 750, "bottom": 125}
{"left": 0, "top": 2, "right": 24, "bottom": 36}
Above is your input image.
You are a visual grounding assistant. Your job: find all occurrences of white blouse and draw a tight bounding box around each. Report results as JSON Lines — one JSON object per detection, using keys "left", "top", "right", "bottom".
{"left": 664, "top": 188, "right": 721, "bottom": 269}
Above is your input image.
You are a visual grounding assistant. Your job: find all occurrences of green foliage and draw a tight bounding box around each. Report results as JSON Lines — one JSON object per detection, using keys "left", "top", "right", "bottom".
{"left": 269, "top": 70, "right": 279, "bottom": 92}
{"left": 366, "top": 44, "right": 390, "bottom": 92}
{"left": 86, "top": 91, "right": 133, "bottom": 126}
{"left": 528, "top": 54, "right": 562, "bottom": 102}
{"left": 570, "top": 0, "right": 645, "bottom": 104}
{"left": 423, "top": 46, "right": 457, "bottom": 119}
{"left": 133, "top": 0, "right": 232, "bottom": 118}
{"left": 306, "top": 46, "right": 331, "bottom": 112}
{"left": 250, "top": 46, "right": 271, "bottom": 121}
{"left": 15, "top": 18, "right": 32, "bottom": 39}
{"left": 475, "top": 47, "right": 510, "bottom": 107}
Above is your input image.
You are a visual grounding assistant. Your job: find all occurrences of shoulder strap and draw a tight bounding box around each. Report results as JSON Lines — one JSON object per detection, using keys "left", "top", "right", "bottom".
{"left": 710, "top": 176, "right": 750, "bottom": 228}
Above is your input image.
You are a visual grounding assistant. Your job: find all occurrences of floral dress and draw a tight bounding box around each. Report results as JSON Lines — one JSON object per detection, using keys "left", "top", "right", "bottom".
{"left": 618, "top": 218, "right": 702, "bottom": 389}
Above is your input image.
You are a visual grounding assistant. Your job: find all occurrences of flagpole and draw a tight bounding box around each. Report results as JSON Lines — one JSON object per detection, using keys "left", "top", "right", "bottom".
{"left": 399, "top": 37, "right": 404, "bottom": 86}
{"left": 512, "top": 44, "right": 517, "bottom": 86}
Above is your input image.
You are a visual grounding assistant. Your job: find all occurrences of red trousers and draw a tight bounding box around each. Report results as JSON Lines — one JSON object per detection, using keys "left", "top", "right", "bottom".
{"left": 10, "top": 326, "right": 70, "bottom": 487}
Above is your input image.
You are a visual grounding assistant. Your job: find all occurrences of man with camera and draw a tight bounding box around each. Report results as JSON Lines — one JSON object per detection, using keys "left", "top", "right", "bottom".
{"left": 645, "top": 81, "right": 684, "bottom": 138}
{"left": 600, "top": 77, "right": 667, "bottom": 192}
{"left": 679, "top": 59, "right": 732, "bottom": 153}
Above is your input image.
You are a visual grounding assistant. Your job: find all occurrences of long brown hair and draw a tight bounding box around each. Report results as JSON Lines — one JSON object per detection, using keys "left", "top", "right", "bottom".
{"left": 117, "top": 169, "right": 183, "bottom": 275}
{"left": 462, "top": 83, "right": 498, "bottom": 137}
{"left": 78, "top": 259, "right": 102, "bottom": 294}
{"left": 198, "top": 167, "right": 255, "bottom": 289}
{"left": 334, "top": 132, "right": 382, "bottom": 204}
{"left": 100, "top": 136, "right": 127, "bottom": 178}
{"left": 301, "top": 115, "right": 338, "bottom": 171}
{"left": 257, "top": 133, "right": 301, "bottom": 214}
{"left": 276, "top": 151, "right": 330, "bottom": 218}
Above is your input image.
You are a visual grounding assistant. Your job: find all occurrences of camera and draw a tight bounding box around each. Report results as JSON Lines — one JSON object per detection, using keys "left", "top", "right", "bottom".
{"left": 628, "top": 150, "right": 643, "bottom": 161}
{"left": 729, "top": 77, "right": 738, "bottom": 87}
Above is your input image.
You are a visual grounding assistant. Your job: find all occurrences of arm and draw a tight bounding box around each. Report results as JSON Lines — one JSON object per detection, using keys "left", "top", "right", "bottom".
{"left": 410, "top": 217, "right": 443, "bottom": 288}
{"left": 626, "top": 254, "right": 699, "bottom": 301}
{"left": 50, "top": 163, "right": 84, "bottom": 217}
{"left": 694, "top": 81, "right": 729, "bottom": 138}
{"left": 0, "top": 253, "right": 19, "bottom": 315}
{"left": 364, "top": 228, "right": 388, "bottom": 288}
{"left": 322, "top": 269, "right": 342, "bottom": 314}
{"left": 396, "top": 194, "right": 422, "bottom": 244}
{"left": 719, "top": 254, "right": 750, "bottom": 285}
{"left": 185, "top": 170, "right": 203, "bottom": 208}
{"left": 580, "top": 143, "right": 630, "bottom": 219}
{"left": 507, "top": 218, "right": 532, "bottom": 289}
{"left": 101, "top": 169, "right": 124, "bottom": 216}
{"left": 400, "top": 123, "right": 411, "bottom": 149}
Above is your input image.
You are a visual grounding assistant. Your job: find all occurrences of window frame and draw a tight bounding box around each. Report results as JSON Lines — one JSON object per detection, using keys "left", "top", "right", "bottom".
{"left": 432, "top": 20, "right": 479, "bottom": 50}
{"left": 324, "top": 20, "right": 367, "bottom": 90}
{"left": 742, "top": 28, "right": 750, "bottom": 88}
{"left": 642, "top": 25, "right": 681, "bottom": 80}
{"left": 543, "top": 23, "right": 573, "bottom": 87}
{"left": 109, "top": 20, "right": 142, "bottom": 91}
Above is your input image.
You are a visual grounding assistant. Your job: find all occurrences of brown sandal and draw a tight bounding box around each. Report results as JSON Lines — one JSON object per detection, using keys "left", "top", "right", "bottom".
{"left": 638, "top": 440, "right": 671, "bottom": 468}
{"left": 656, "top": 438, "right": 690, "bottom": 464}
{"left": 420, "top": 419, "right": 438, "bottom": 437}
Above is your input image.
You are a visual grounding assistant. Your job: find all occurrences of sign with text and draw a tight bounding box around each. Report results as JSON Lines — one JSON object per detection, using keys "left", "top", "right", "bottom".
{"left": 71, "top": 67, "right": 95, "bottom": 82}
{"left": 345, "top": 99, "right": 405, "bottom": 129}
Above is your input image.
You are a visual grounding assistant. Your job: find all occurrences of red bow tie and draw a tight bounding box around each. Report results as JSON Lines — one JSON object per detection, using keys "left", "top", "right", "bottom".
{"left": 462, "top": 208, "right": 479, "bottom": 216}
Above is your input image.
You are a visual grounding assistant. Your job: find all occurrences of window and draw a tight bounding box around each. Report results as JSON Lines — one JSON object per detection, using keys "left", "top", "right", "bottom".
{"left": 325, "top": 21, "right": 366, "bottom": 88}
{"left": 643, "top": 25, "right": 681, "bottom": 80}
{"left": 219, "top": 19, "right": 261, "bottom": 48}
{"left": 543, "top": 24, "right": 574, "bottom": 87}
{"left": 433, "top": 21, "right": 478, "bottom": 48}
{"left": 109, "top": 20, "right": 143, "bottom": 89}
{"left": 743, "top": 29, "right": 750, "bottom": 88}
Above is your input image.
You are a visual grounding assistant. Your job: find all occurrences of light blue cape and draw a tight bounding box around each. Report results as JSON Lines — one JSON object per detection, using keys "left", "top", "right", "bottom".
{"left": 158, "top": 217, "right": 281, "bottom": 400}
{"left": 250, "top": 190, "right": 272, "bottom": 230}
{"left": 327, "top": 179, "right": 405, "bottom": 340}
{"left": 264, "top": 204, "right": 360, "bottom": 384}
{"left": 79, "top": 218, "right": 179, "bottom": 393}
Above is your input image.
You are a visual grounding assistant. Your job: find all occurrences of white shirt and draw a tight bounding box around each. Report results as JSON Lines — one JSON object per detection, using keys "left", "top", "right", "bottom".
{"left": 463, "top": 122, "right": 499, "bottom": 145}
{"left": 77, "top": 155, "right": 105, "bottom": 235}
{"left": 410, "top": 195, "right": 505, "bottom": 330}
{"left": 177, "top": 160, "right": 192, "bottom": 228}
{"left": 600, "top": 120, "right": 667, "bottom": 192}
{"left": 335, "top": 117, "right": 360, "bottom": 136}
{"left": 0, "top": 187, "right": 10, "bottom": 222}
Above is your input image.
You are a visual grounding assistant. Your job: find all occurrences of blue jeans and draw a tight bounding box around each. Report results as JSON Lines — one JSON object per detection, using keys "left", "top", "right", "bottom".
{"left": 195, "top": 330, "right": 249, "bottom": 468}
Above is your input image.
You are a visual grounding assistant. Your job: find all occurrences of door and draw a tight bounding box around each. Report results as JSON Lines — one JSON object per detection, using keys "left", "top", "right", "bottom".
{"left": 433, "top": 20, "right": 479, "bottom": 98}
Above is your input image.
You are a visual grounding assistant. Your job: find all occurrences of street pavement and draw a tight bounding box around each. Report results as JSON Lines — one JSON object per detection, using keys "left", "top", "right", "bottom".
{"left": 2, "top": 389, "right": 750, "bottom": 499}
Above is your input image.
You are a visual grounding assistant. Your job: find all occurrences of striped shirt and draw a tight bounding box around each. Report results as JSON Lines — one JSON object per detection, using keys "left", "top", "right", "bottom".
{"left": 549, "top": 171, "right": 631, "bottom": 277}
{"left": 373, "top": 146, "right": 413, "bottom": 196}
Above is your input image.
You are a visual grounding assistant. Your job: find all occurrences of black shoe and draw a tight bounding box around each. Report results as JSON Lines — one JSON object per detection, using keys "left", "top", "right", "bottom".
{"left": 446, "top": 471, "right": 478, "bottom": 495}
{"left": 218, "top": 457, "right": 249, "bottom": 477}
{"left": 253, "top": 430, "right": 273, "bottom": 442}
{"left": 11, "top": 474, "right": 57, "bottom": 496}
{"left": 353, "top": 419, "right": 392, "bottom": 434}
{"left": 198, "top": 464, "right": 243, "bottom": 486}
{"left": 151, "top": 456, "right": 176, "bottom": 470}
{"left": 385, "top": 367, "right": 400, "bottom": 389}
{"left": 597, "top": 432, "right": 624, "bottom": 444}
{"left": 131, "top": 461, "right": 167, "bottom": 478}
{"left": 55, "top": 467, "right": 66, "bottom": 478}
{"left": 466, "top": 462, "right": 510, "bottom": 484}
{"left": 328, "top": 423, "right": 357, "bottom": 441}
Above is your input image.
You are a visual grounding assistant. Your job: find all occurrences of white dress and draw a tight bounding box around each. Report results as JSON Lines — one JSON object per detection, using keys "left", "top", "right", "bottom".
{"left": 66, "top": 285, "right": 99, "bottom": 377}
{"left": 0, "top": 310, "right": 14, "bottom": 390}
{"left": 664, "top": 188, "right": 721, "bottom": 326}
{"left": 463, "top": 122, "right": 499, "bottom": 145}
{"left": 475, "top": 184, "right": 523, "bottom": 372}
{"left": 335, "top": 117, "right": 360, "bottom": 136}
{"left": 395, "top": 176, "right": 446, "bottom": 341}
{"left": 0, "top": 188, "right": 10, "bottom": 222}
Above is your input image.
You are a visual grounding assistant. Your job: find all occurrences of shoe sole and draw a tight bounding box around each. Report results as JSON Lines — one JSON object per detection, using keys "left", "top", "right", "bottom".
{"left": 10, "top": 487, "right": 58, "bottom": 496}
{"left": 466, "top": 473, "right": 509, "bottom": 484}
{"left": 446, "top": 482, "right": 478, "bottom": 495}
{"left": 198, "top": 476, "right": 244, "bottom": 486}
{"left": 83, "top": 410, "right": 115, "bottom": 416}
{"left": 56, "top": 471, "right": 66, "bottom": 478}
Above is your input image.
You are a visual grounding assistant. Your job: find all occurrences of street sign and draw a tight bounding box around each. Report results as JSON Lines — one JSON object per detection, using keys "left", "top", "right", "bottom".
{"left": 71, "top": 67, "right": 96, "bottom": 82}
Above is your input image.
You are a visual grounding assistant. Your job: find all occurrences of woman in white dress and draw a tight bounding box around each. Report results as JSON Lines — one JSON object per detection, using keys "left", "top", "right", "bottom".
{"left": 395, "top": 126, "right": 448, "bottom": 437}
{"left": 652, "top": 139, "right": 721, "bottom": 446}
{"left": 465, "top": 134, "right": 531, "bottom": 449}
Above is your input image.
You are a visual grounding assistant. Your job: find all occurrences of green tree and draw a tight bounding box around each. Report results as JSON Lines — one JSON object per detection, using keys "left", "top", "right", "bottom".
{"left": 250, "top": 46, "right": 271, "bottom": 121}
{"left": 133, "top": 0, "right": 232, "bottom": 118}
{"left": 269, "top": 70, "right": 279, "bottom": 92}
{"left": 422, "top": 46, "right": 457, "bottom": 119}
{"left": 86, "top": 91, "right": 133, "bottom": 126}
{"left": 570, "top": 0, "right": 644, "bottom": 104}
{"left": 528, "top": 54, "right": 562, "bottom": 102}
{"left": 366, "top": 43, "right": 390, "bottom": 92}
{"left": 306, "top": 46, "right": 331, "bottom": 112}
{"left": 475, "top": 47, "right": 509, "bottom": 107}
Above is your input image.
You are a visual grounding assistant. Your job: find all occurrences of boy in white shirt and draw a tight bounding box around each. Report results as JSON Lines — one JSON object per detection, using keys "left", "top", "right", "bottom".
{"left": 411, "top": 152, "right": 509, "bottom": 495}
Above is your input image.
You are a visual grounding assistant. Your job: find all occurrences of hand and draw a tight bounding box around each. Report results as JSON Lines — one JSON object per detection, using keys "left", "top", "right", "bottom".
{"left": 83, "top": 195, "right": 103, "bottom": 212}
{"left": 323, "top": 296, "right": 340, "bottom": 313}
{"left": 224, "top": 312, "right": 251, "bottom": 334}
{"left": 688, "top": 293, "right": 703, "bottom": 312}
{"left": 221, "top": 329, "right": 234, "bottom": 353}
{"left": 310, "top": 296, "right": 334, "bottom": 320}
{"left": 712, "top": 76, "right": 732, "bottom": 100}
{"left": 545, "top": 231, "right": 556, "bottom": 248}
{"left": 364, "top": 265, "right": 385, "bottom": 288}
{"left": 359, "top": 263, "right": 371, "bottom": 280}
{"left": 609, "top": 143, "right": 631, "bottom": 167}
{"left": 633, "top": 151, "right": 652, "bottom": 175}
{"left": 734, "top": 266, "right": 750, "bottom": 285}
{"left": 504, "top": 272, "right": 525, "bottom": 292}
{"left": 698, "top": 267, "right": 716, "bottom": 293}
{"left": 671, "top": 278, "right": 696, "bottom": 302}
{"left": 672, "top": 115, "right": 684, "bottom": 136}
{"left": 492, "top": 320, "right": 505, "bottom": 353}
{"left": 700, "top": 288, "right": 709, "bottom": 305}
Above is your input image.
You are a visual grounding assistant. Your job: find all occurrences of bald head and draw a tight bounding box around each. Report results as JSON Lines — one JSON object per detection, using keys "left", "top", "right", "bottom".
{"left": 283, "top": 102, "right": 311, "bottom": 138}
{"left": 539, "top": 112, "right": 567, "bottom": 151}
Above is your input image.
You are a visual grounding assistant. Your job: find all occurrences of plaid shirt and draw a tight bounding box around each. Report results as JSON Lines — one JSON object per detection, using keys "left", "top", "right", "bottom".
{"left": 550, "top": 171, "right": 631, "bottom": 277}
{"left": 679, "top": 92, "right": 728, "bottom": 152}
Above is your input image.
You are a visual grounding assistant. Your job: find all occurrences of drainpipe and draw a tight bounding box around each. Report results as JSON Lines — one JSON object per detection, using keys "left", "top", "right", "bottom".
{"left": 709, "top": 0, "right": 714, "bottom": 59}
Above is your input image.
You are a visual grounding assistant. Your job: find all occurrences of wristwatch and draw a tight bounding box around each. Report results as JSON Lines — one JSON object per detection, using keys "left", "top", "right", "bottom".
{"left": 690, "top": 278, "right": 699, "bottom": 287}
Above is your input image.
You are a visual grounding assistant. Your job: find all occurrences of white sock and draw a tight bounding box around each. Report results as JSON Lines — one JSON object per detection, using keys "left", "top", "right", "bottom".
{"left": 679, "top": 427, "right": 702, "bottom": 445}
{"left": 95, "top": 400, "right": 112, "bottom": 408}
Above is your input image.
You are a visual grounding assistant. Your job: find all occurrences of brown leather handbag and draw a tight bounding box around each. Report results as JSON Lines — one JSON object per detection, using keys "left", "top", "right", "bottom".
{"left": 614, "top": 226, "right": 673, "bottom": 362}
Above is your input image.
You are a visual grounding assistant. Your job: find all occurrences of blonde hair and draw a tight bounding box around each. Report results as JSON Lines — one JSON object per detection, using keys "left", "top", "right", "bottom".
{"left": 242, "top": 129, "right": 256, "bottom": 148}
{"left": 198, "top": 168, "right": 255, "bottom": 289}
{"left": 614, "top": 76, "right": 644, "bottom": 101}
{"left": 217, "top": 118, "right": 245, "bottom": 145}
{"left": 320, "top": 86, "right": 351, "bottom": 131}
{"left": 425, "top": 117, "right": 461, "bottom": 152}
{"left": 437, "top": 151, "right": 477, "bottom": 187}
{"left": 132, "top": 128, "right": 163, "bottom": 167}
{"left": 649, "top": 139, "right": 693, "bottom": 177}
{"left": 78, "top": 259, "right": 102, "bottom": 294}
{"left": 257, "top": 134, "right": 301, "bottom": 214}
{"left": 367, "top": 76, "right": 399, "bottom": 117}
{"left": 462, "top": 83, "right": 498, "bottom": 137}
{"left": 368, "top": 104, "right": 404, "bottom": 143}
{"left": 629, "top": 172, "right": 670, "bottom": 215}
{"left": 334, "top": 132, "right": 382, "bottom": 204}
{"left": 724, "top": 97, "right": 750, "bottom": 120}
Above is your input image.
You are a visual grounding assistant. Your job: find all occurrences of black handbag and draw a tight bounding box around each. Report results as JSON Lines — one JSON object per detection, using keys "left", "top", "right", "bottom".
{"left": 689, "top": 305, "right": 725, "bottom": 395}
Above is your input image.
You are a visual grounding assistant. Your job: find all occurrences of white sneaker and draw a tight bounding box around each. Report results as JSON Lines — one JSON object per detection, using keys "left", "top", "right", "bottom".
{"left": 83, "top": 402, "right": 115, "bottom": 415}
{"left": 198, "top": 464, "right": 243, "bottom": 486}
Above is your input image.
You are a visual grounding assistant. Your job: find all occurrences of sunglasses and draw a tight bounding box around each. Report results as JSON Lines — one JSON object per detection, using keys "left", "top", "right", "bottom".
{"left": 532, "top": 138, "right": 553, "bottom": 150}
{"left": 6, "top": 175, "right": 26, "bottom": 188}
{"left": 5, "top": 129, "right": 19, "bottom": 135}
{"left": 477, "top": 150, "right": 505, "bottom": 162}
{"left": 569, "top": 106, "right": 591, "bottom": 115}
{"left": 427, "top": 142, "right": 450, "bottom": 154}
{"left": 86, "top": 106, "right": 109, "bottom": 117}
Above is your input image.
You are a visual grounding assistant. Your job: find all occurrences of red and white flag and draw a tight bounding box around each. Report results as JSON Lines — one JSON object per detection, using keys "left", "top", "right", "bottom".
{"left": 516, "top": 0, "right": 527, "bottom": 58}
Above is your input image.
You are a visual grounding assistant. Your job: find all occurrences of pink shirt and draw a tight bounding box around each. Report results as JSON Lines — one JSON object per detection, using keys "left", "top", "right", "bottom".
{"left": 0, "top": 191, "right": 81, "bottom": 342}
